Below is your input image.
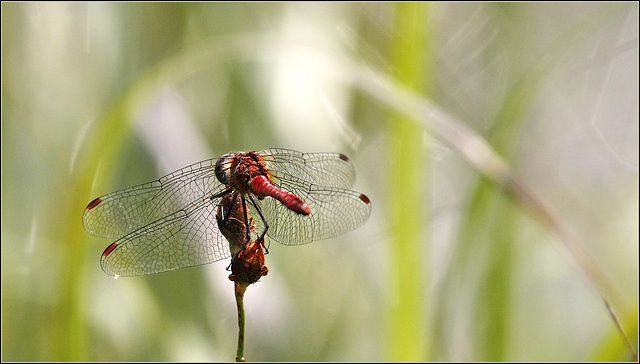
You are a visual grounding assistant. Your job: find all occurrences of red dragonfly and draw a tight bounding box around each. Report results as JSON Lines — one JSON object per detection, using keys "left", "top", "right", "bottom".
{"left": 83, "top": 148, "right": 372, "bottom": 277}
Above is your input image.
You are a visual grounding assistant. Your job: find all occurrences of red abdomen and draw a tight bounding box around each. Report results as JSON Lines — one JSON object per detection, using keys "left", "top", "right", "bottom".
{"left": 250, "top": 175, "right": 311, "bottom": 215}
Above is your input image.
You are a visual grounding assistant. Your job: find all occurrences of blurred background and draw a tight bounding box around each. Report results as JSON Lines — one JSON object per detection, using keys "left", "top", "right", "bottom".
{"left": 2, "top": 2, "right": 638, "bottom": 361}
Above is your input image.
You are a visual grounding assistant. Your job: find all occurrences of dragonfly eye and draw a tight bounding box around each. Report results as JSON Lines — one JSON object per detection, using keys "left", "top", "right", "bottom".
{"left": 215, "top": 154, "right": 233, "bottom": 185}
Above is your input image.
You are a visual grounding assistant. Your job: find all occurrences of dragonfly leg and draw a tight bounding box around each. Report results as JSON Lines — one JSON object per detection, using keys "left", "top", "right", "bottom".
{"left": 212, "top": 188, "right": 236, "bottom": 224}
{"left": 247, "top": 195, "right": 270, "bottom": 255}
{"left": 211, "top": 188, "right": 235, "bottom": 221}
{"left": 240, "top": 195, "right": 251, "bottom": 245}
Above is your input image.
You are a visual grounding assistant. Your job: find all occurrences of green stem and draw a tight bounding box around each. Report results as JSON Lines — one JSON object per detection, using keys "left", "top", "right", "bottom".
{"left": 387, "top": 2, "right": 432, "bottom": 361}
{"left": 235, "top": 284, "right": 247, "bottom": 362}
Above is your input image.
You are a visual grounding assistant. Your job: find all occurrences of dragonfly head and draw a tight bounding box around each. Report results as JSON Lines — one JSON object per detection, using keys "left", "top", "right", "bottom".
{"left": 215, "top": 153, "right": 234, "bottom": 185}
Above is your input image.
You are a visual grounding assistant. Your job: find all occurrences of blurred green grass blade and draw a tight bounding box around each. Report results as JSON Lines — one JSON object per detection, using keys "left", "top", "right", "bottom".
{"left": 590, "top": 304, "right": 638, "bottom": 361}
{"left": 466, "top": 8, "right": 543, "bottom": 359}
{"left": 55, "top": 81, "right": 146, "bottom": 361}
{"left": 436, "top": 4, "right": 636, "bottom": 360}
{"left": 55, "top": 49, "right": 187, "bottom": 360}
{"left": 386, "top": 2, "right": 433, "bottom": 361}
{"left": 466, "top": 183, "right": 518, "bottom": 361}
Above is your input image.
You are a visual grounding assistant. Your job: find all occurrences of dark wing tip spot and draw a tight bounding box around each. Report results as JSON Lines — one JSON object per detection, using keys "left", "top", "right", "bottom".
{"left": 359, "top": 194, "right": 371, "bottom": 204}
{"left": 86, "top": 197, "right": 102, "bottom": 210}
{"left": 102, "top": 243, "right": 118, "bottom": 257}
{"left": 338, "top": 154, "right": 350, "bottom": 162}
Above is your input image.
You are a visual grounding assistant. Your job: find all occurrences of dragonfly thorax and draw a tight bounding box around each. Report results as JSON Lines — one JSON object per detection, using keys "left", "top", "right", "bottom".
{"left": 216, "top": 151, "right": 271, "bottom": 194}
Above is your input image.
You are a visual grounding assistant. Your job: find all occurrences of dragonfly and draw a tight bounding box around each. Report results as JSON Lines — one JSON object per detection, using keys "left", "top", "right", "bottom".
{"left": 83, "top": 148, "right": 372, "bottom": 277}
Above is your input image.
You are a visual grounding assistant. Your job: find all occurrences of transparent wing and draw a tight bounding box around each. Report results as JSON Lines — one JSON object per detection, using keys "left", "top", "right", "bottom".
{"left": 85, "top": 149, "right": 371, "bottom": 276}
{"left": 260, "top": 148, "right": 356, "bottom": 189}
{"left": 83, "top": 158, "right": 224, "bottom": 239}
{"left": 100, "top": 197, "right": 231, "bottom": 276}
{"left": 255, "top": 174, "right": 372, "bottom": 245}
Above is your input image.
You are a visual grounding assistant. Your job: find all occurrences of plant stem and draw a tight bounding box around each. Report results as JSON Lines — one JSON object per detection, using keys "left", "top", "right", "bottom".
{"left": 235, "top": 283, "right": 247, "bottom": 362}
